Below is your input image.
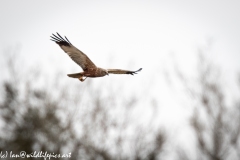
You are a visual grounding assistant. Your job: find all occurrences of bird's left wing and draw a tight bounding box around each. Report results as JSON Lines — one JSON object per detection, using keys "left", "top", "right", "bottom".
{"left": 50, "top": 33, "right": 97, "bottom": 71}
{"left": 107, "top": 68, "right": 142, "bottom": 75}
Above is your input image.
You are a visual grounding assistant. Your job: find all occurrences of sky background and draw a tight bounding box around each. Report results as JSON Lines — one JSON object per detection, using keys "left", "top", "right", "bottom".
{"left": 1, "top": 0, "right": 240, "bottom": 158}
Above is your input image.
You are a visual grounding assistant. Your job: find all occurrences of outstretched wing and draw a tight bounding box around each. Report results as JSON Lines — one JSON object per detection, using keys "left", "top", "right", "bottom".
{"left": 50, "top": 33, "right": 97, "bottom": 71}
{"left": 107, "top": 68, "right": 142, "bottom": 75}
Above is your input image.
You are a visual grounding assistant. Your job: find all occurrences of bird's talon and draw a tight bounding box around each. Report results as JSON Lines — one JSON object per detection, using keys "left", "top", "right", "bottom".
{"left": 79, "top": 77, "right": 87, "bottom": 82}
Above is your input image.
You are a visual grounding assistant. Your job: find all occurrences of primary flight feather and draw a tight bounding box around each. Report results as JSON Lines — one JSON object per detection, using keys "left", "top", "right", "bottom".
{"left": 50, "top": 33, "right": 142, "bottom": 82}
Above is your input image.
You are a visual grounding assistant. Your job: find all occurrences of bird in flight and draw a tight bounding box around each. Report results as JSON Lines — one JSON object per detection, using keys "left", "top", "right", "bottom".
{"left": 50, "top": 33, "right": 142, "bottom": 82}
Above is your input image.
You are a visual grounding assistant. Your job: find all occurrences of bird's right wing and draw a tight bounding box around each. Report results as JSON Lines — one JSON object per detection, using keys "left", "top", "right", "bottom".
{"left": 107, "top": 68, "right": 142, "bottom": 75}
{"left": 50, "top": 33, "right": 97, "bottom": 71}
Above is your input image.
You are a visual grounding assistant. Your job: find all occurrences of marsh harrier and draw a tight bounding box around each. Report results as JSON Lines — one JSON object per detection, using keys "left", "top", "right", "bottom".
{"left": 50, "top": 33, "right": 142, "bottom": 82}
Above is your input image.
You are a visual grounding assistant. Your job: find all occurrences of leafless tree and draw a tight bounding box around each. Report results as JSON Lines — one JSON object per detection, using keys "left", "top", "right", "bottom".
{"left": 175, "top": 51, "right": 240, "bottom": 160}
{"left": 0, "top": 48, "right": 166, "bottom": 160}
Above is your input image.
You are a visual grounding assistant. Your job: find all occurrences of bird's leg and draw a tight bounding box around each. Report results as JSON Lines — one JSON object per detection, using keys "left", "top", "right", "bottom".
{"left": 78, "top": 76, "right": 87, "bottom": 82}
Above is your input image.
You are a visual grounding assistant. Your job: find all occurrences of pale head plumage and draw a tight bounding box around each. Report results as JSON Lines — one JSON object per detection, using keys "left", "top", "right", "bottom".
{"left": 99, "top": 68, "right": 109, "bottom": 76}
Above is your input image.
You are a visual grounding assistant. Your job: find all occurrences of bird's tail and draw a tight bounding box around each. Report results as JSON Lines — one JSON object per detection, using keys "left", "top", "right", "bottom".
{"left": 67, "top": 72, "right": 83, "bottom": 78}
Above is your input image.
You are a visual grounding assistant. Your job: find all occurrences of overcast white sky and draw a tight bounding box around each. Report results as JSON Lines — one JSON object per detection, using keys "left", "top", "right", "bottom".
{"left": 1, "top": 0, "right": 240, "bottom": 70}
{"left": 1, "top": 0, "right": 240, "bottom": 157}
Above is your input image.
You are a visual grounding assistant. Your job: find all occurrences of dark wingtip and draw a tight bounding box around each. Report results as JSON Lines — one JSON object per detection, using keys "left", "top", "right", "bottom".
{"left": 128, "top": 68, "right": 142, "bottom": 75}
{"left": 64, "top": 36, "right": 72, "bottom": 45}
{"left": 50, "top": 32, "right": 71, "bottom": 46}
{"left": 134, "top": 68, "right": 142, "bottom": 73}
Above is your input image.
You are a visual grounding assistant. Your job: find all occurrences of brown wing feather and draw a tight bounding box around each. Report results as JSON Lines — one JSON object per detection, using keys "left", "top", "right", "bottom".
{"left": 107, "top": 68, "right": 142, "bottom": 75}
{"left": 50, "top": 33, "right": 97, "bottom": 71}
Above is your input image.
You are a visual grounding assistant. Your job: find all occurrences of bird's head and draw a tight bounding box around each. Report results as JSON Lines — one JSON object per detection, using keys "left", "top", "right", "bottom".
{"left": 100, "top": 68, "right": 109, "bottom": 76}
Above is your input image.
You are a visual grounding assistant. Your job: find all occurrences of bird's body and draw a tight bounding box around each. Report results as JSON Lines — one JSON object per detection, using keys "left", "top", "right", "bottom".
{"left": 67, "top": 67, "right": 108, "bottom": 81}
{"left": 50, "top": 33, "right": 142, "bottom": 82}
